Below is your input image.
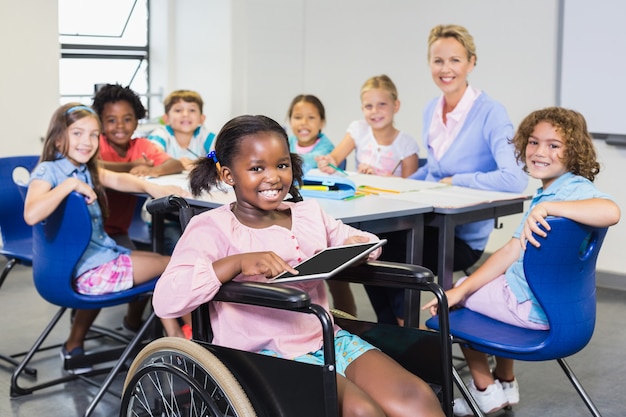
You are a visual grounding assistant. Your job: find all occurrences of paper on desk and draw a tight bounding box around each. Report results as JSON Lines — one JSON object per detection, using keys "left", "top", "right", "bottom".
{"left": 378, "top": 186, "right": 528, "bottom": 208}
{"left": 145, "top": 173, "right": 191, "bottom": 190}
{"left": 349, "top": 174, "right": 444, "bottom": 193}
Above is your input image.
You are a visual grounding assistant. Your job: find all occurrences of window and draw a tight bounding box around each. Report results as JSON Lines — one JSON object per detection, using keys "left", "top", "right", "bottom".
{"left": 58, "top": 0, "right": 151, "bottom": 114}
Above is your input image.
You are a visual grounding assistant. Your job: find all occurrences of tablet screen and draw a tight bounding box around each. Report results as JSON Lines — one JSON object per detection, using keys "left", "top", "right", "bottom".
{"left": 270, "top": 239, "right": 386, "bottom": 283}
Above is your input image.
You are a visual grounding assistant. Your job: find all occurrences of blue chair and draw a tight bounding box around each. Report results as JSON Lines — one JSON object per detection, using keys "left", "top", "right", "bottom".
{"left": 426, "top": 217, "right": 609, "bottom": 417}
{"left": 11, "top": 189, "right": 160, "bottom": 417}
{"left": 0, "top": 155, "right": 39, "bottom": 288}
{"left": 0, "top": 155, "right": 39, "bottom": 369}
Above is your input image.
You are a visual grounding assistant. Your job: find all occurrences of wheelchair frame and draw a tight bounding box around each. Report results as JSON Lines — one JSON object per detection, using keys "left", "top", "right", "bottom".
{"left": 119, "top": 195, "right": 453, "bottom": 417}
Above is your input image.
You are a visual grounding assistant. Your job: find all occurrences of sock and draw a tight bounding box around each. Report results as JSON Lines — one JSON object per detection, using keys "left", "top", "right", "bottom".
{"left": 493, "top": 372, "right": 514, "bottom": 383}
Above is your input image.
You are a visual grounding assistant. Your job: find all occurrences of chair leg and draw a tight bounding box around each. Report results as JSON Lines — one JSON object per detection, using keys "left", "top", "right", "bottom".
{"left": 0, "top": 257, "right": 17, "bottom": 289}
{"left": 452, "top": 366, "right": 486, "bottom": 417}
{"left": 83, "top": 311, "right": 157, "bottom": 417}
{"left": 557, "top": 358, "right": 603, "bottom": 417}
{"left": 11, "top": 307, "right": 79, "bottom": 396}
{"left": 0, "top": 259, "right": 37, "bottom": 374}
{"left": 11, "top": 307, "right": 116, "bottom": 397}
{"left": 0, "top": 354, "right": 21, "bottom": 368}
{"left": 0, "top": 353, "right": 37, "bottom": 376}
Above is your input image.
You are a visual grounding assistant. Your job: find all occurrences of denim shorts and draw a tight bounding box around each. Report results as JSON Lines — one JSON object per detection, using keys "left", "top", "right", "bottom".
{"left": 260, "top": 330, "right": 378, "bottom": 376}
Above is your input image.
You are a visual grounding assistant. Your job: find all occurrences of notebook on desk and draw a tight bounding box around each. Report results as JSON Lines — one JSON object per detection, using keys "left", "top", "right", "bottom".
{"left": 269, "top": 239, "right": 387, "bottom": 283}
{"left": 298, "top": 173, "right": 356, "bottom": 200}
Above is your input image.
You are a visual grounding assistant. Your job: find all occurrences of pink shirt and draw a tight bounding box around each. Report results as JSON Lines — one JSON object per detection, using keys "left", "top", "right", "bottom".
{"left": 295, "top": 139, "right": 319, "bottom": 154}
{"left": 428, "top": 85, "right": 481, "bottom": 160}
{"left": 153, "top": 199, "right": 380, "bottom": 358}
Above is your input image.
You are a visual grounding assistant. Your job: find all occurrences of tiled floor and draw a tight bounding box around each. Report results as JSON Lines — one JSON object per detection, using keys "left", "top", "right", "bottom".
{"left": 1, "top": 263, "right": 624, "bottom": 416}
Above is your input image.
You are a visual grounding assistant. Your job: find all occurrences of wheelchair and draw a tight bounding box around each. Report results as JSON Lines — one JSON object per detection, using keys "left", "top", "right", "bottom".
{"left": 119, "top": 195, "right": 454, "bottom": 417}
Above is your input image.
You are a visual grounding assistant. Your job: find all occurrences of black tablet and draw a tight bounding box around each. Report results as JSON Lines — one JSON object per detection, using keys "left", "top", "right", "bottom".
{"left": 269, "top": 239, "right": 387, "bottom": 283}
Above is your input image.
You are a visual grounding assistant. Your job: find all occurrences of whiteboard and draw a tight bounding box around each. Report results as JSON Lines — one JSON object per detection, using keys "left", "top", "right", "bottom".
{"left": 559, "top": 0, "right": 626, "bottom": 137}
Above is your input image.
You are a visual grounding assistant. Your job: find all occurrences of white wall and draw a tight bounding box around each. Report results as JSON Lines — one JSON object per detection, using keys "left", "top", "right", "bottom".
{"left": 560, "top": 0, "right": 626, "bottom": 137}
{"left": 0, "top": 0, "right": 60, "bottom": 157}
{"left": 228, "top": 0, "right": 558, "bottom": 149}
{"left": 2, "top": 0, "right": 623, "bottom": 275}
{"left": 149, "top": 0, "right": 232, "bottom": 130}
{"left": 227, "top": 0, "right": 559, "bottom": 258}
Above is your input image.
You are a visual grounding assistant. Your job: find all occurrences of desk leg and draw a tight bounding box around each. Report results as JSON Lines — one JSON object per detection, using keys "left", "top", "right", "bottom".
{"left": 151, "top": 212, "right": 165, "bottom": 254}
{"left": 404, "top": 217, "right": 423, "bottom": 266}
{"left": 349, "top": 215, "right": 425, "bottom": 327}
{"left": 403, "top": 216, "right": 423, "bottom": 328}
{"left": 437, "top": 217, "right": 456, "bottom": 291}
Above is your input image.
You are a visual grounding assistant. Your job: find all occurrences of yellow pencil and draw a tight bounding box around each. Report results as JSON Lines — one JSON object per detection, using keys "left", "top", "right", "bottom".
{"left": 355, "top": 188, "right": 378, "bottom": 195}
{"left": 358, "top": 185, "right": 400, "bottom": 194}
{"left": 300, "top": 185, "right": 329, "bottom": 191}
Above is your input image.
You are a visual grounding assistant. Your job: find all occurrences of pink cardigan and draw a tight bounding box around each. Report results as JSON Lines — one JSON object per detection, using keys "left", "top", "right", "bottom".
{"left": 153, "top": 199, "right": 380, "bottom": 358}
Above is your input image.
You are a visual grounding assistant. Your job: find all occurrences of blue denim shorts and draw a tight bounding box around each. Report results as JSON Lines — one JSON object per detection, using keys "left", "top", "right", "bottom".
{"left": 260, "top": 330, "right": 378, "bottom": 376}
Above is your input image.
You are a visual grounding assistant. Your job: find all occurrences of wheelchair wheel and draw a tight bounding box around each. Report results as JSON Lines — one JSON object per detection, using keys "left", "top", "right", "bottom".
{"left": 121, "top": 337, "right": 257, "bottom": 417}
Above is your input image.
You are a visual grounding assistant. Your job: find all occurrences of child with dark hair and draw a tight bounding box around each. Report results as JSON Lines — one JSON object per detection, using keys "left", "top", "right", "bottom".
{"left": 92, "top": 84, "right": 188, "bottom": 335}
{"left": 92, "top": 83, "right": 184, "bottom": 249}
{"left": 154, "top": 114, "right": 445, "bottom": 417}
{"left": 287, "top": 94, "right": 334, "bottom": 174}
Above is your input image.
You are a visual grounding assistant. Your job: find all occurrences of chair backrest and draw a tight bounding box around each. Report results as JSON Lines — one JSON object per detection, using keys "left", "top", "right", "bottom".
{"left": 30, "top": 190, "right": 92, "bottom": 307}
{"left": 523, "top": 216, "right": 608, "bottom": 359}
{"left": 0, "top": 155, "right": 39, "bottom": 254}
{"left": 20, "top": 186, "right": 157, "bottom": 310}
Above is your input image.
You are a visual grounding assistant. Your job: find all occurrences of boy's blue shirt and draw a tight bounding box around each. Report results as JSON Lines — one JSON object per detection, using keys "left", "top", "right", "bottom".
{"left": 149, "top": 124, "right": 216, "bottom": 160}
{"left": 506, "top": 172, "right": 614, "bottom": 325}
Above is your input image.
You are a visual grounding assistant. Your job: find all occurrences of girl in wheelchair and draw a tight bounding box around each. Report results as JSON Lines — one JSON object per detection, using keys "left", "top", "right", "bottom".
{"left": 23, "top": 103, "right": 192, "bottom": 372}
{"left": 153, "top": 114, "right": 445, "bottom": 417}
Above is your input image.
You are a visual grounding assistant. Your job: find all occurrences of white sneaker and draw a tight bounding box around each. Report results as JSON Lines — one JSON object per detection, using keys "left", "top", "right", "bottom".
{"left": 453, "top": 379, "right": 509, "bottom": 416}
{"left": 498, "top": 378, "right": 519, "bottom": 405}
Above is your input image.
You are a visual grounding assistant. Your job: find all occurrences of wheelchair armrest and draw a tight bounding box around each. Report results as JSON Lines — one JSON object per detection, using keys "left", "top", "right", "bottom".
{"left": 191, "top": 281, "right": 313, "bottom": 343}
{"left": 214, "top": 281, "right": 311, "bottom": 310}
{"left": 146, "top": 195, "right": 189, "bottom": 214}
{"left": 331, "top": 260, "right": 435, "bottom": 290}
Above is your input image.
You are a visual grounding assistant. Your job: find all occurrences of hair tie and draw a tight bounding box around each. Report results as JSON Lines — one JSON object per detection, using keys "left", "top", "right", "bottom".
{"left": 66, "top": 105, "right": 96, "bottom": 115}
{"left": 207, "top": 151, "right": 222, "bottom": 170}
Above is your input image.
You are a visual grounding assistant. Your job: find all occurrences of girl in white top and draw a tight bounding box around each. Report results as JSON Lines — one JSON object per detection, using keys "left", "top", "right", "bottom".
{"left": 317, "top": 75, "right": 420, "bottom": 177}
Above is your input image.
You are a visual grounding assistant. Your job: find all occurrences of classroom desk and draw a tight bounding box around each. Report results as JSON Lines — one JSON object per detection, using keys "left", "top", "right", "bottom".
{"left": 148, "top": 173, "right": 528, "bottom": 292}
{"left": 147, "top": 174, "right": 430, "bottom": 264}
{"left": 340, "top": 173, "right": 529, "bottom": 290}
{"left": 426, "top": 200, "right": 525, "bottom": 290}
{"left": 183, "top": 189, "right": 431, "bottom": 266}
{"left": 147, "top": 173, "right": 431, "bottom": 325}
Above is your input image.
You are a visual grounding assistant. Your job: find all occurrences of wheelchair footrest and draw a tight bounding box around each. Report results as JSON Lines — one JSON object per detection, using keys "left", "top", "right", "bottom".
{"left": 64, "top": 347, "right": 126, "bottom": 370}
